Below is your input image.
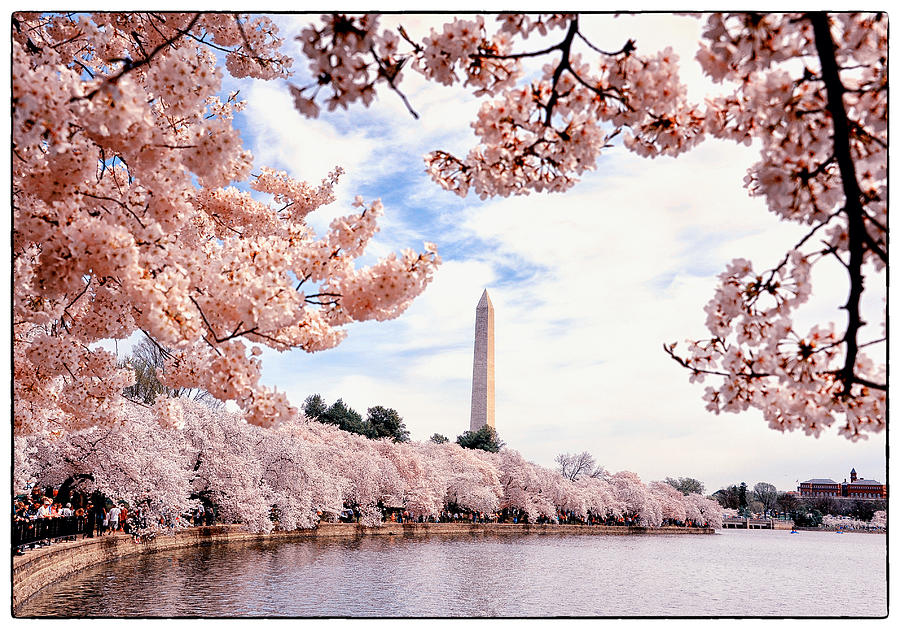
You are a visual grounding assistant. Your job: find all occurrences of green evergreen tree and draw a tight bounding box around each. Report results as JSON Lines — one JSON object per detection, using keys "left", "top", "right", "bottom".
{"left": 304, "top": 395, "right": 411, "bottom": 443}
{"left": 456, "top": 425, "right": 504, "bottom": 453}
{"left": 366, "top": 406, "right": 410, "bottom": 442}
{"left": 320, "top": 399, "right": 367, "bottom": 435}
{"left": 302, "top": 394, "right": 327, "bottom": 419}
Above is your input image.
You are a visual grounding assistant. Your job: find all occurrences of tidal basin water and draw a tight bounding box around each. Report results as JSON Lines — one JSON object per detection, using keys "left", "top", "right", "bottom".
{"left": 19, "top": 529, "right": 886, "bottom": 617}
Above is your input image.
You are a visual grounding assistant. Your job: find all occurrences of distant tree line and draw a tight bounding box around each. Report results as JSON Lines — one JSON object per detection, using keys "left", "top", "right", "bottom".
{"left": 302, "top": 394, "right": 410, "bottom": 443}
{"left": 303, "top": 396, "right": 507, "bottom": 452}
{"left": 712, "top": 481, "right": 885, "bottom": 522}
{"left": 553, "top": 457, "right": 711, "bottom": 500}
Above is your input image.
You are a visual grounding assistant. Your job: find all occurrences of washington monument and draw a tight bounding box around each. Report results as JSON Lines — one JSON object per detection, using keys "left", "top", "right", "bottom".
{"left": 470, "top": 289, "right": 495, "bottom": 431}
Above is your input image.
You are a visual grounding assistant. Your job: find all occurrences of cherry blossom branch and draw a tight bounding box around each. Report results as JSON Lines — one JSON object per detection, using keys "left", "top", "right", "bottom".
{"left": 825, "top": 371, "right": 886, "bottom": 391}
{"left": 189, "top": 296, "right": 264, "bottom": 345}
{"left": 78, "top": 192, "right": 147, "bottom": 229}
{"left": 861, "top": 208, "right": 887, "bottom": 236}
{"left": 295, "top": 272, "right": 313, "bottom": 290}
{"left": 140, "top": 330, "right": 175, "bottom": 360}
{"left": 369, "top": 45, "right": 419, "bottom": 119}
{"left": 576, "top": 32, "right": 636, "bottom": 57}
{"left": 74, "top": 59, "right": 95, "bottom": 78}
{"left": 859, "top": 222, "right": 887, "bottom": 264}
{"left": 470, "top": 17, "right": 632, "bottom": 122}
{"left": 858, "top": 337, "right": 887, "bottom": 350}
{"left": 230, "top": 15, "right": 288, "bottom": 70}
{"left": 187, "top": 296, "right": 224, "bottom": 345}
{"left": 474, "top": 40, "right": 564, "bottom": 61}
{"left": 123, "top": 394, "right": 153, "bottom": 410}
{"left": 304, "top": 292, "right": 342, "bottom": 306}
{"left": 541, "top": 19, "right": 579, "bottom": 125}
{"left": 208, "top": 213, "right": 244, "bottom": 236}
{"left": 64, "top": 277, "right": 92, "bottom": 313}
{"left": 761, "top": 210, "right": 841, "bottom": 286}
{"left": 396, "top": 25, "right": 422, "bottom": 53}
{"left": 663, "top": 343, "right": 771, "bottom": 380}
{"left": 82, "top": 13, "right": 202, "bottom": 101}
{"left": 246, "top": 329, "right": 297, "bottom": 350}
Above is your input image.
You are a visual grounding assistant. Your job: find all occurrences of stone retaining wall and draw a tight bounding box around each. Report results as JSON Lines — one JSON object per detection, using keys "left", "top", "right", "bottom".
{"left": 12, "top": 522, "right": 713, "bottom": 613}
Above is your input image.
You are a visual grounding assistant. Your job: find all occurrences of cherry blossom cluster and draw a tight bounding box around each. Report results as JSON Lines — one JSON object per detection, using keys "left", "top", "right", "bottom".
{"left": 16, "top": 400, "right": 723, "bottom": 532}
{"left": 294, "top": 14, "right": 388, "bottom": 117}
{"left": 13, "top": 12, "right": 440, "bottom": 435}
{"left": 295, "top": 14, "right": 520, "bottom": 119}
{"left": 495, "top": 14, "right": 572, "bottom": 39}
{"left": 821, "top": 515, "right": 883, "bottom": 530}
{"left": 414, "top": 16, "right": 519, "bottom": 96}
{"left": 669, "top": 13, "right": 886, "bottom": 441}
{"left": 294, "top": 14, "right": 704, "bottom": 197}
{"left": 697, "top": 13, "right": 886, "bottom": 266}
{"left": 670, "top": 251, "right": 884, "bottom": 439}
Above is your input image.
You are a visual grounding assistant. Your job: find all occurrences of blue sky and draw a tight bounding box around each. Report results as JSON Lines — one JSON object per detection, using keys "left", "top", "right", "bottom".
{"left": 28, "top": 11, "right": 884, "bottom": 496}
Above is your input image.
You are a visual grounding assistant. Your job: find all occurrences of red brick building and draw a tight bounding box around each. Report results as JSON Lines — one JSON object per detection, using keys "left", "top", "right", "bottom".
{"left": 798, "top": 478, "right": 841, "bottom": 497}
{"left": 798, "top": 468, "right": 886, "bottom": 499}
{"left": 845, "top": 468, "right": 887, "bottom": 499}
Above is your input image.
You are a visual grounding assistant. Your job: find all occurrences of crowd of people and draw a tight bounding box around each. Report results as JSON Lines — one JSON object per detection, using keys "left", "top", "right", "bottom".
{"left": 12, "top": 485, "right": 216, "bottom": 554}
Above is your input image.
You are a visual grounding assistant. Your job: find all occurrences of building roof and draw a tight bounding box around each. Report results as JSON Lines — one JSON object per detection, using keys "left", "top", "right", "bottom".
{"left": 849, "top": 478, "right": 883, "bottom": 486}
{"left": 802, "top": 478, "right": 839, "bottom": 484}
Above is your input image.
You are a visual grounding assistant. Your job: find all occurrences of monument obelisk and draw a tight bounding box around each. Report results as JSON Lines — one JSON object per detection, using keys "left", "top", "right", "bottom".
{"left": 469, "top": 289, "right": 495, "bottom": 432}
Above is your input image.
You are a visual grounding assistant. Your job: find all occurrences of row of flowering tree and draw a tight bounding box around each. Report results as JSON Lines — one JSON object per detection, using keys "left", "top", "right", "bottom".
{"left": 15, "top": 401, "right": 723, "bottom": 532}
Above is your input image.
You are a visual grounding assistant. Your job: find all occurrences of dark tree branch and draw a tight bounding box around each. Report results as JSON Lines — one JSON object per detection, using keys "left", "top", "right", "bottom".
{"left": 663, "top": 344, "right": 771, "bottom": 380}
{"left": 189, "top": 296, "right": 262, "bottom": 345}
{"left": 576, "top": 32, "right": 636, "bottom": 57}
{"left": 140, "top": 329, "right": 175, "bottom": 360}
{"left": 762, "top": 209, "right": 842, "bottom": 286}
{"left": 78, "top": 192, "right": 146, "bottom": 228}
{"left": 369, "top": 44, "right": 419, "bottom": 119}
{"left": 809, "top": 12, "right": 876, "bottom": 397}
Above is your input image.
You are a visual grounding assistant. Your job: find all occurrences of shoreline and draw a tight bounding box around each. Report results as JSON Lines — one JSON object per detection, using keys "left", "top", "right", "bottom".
{"left": 792, "top": 526, "right": 885, "bottom": 534}
{"left": 13, "top": 521, "right": 713, "bottom": 612}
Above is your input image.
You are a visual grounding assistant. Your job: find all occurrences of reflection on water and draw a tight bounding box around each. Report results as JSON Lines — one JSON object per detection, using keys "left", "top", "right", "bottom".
{"left": 18, "top": 529, "right": 887, "bottom": 617}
